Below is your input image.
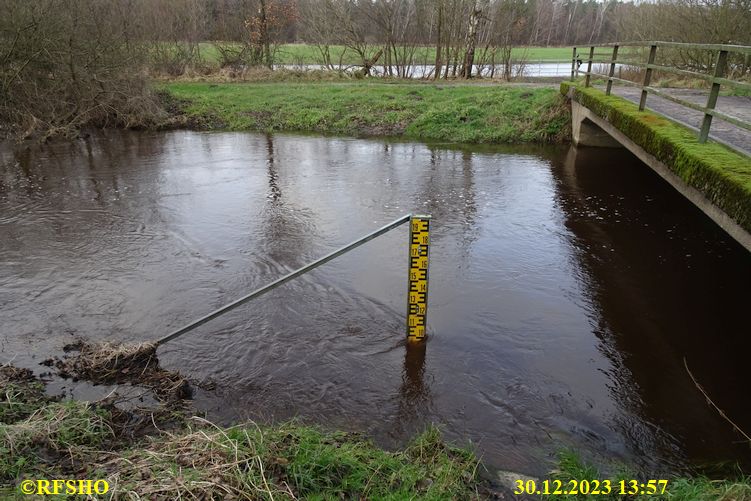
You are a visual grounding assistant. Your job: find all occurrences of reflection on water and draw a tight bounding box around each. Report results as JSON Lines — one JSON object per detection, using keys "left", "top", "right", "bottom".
{"left": 1, "top": 131, "right": 749, "bottom": 478}
{"left": 396, "top": 341, "right": 430, "bottom": 436}
{"left": 555, "top": 147, "right": 751, "bottom": 471}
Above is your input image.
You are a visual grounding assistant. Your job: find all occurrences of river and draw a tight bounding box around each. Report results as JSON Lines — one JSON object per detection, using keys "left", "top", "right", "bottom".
{"left": 1, "top": 131, "right": 749, "bottom": 478}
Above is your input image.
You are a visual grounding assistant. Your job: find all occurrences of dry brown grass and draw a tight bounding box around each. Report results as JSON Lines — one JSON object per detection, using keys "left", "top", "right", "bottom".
{"left": 100, "top": 418, "right": 290, "bottom": 500}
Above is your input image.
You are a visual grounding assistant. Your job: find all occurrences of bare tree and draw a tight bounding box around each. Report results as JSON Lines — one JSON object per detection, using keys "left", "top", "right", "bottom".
{"left": 299, "top": 0, "right": 345, "bottom": 69}
{"left": 143, "top": 0, "right": 209, "bottom": 76}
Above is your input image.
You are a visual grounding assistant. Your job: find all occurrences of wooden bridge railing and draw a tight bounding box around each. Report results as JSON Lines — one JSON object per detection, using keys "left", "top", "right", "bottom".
{"left": 571, "top": 41, "right": 751, "bottom": 144}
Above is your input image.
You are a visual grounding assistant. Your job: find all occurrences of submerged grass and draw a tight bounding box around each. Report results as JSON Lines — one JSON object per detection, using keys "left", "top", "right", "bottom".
{"left": 164, "top": 81, "right": 570, "bottom": 144}
{"left": 50, "top": 340, "right": 190, "bottom": 402}
{"left": 0, "top": 365, "right": 481, "bottom": 499}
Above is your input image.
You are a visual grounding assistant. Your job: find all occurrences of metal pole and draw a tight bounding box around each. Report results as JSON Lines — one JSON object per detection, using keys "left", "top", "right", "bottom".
{"left": 699, "top": 49, "right": 728, "bottom": 143}
{"left": 156, "top": 214, "right": 412, "bottom": 347}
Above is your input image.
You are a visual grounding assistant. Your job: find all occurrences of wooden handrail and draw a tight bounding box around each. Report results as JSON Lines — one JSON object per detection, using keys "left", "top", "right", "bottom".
{"left": 581, "top": 60, "right": 751, "bottom": 91}
{"left": 601, "top": 41, "right": 751, "bottom": 55}
{"left": 571, "top": 42, "right": 751, "bottom": 144}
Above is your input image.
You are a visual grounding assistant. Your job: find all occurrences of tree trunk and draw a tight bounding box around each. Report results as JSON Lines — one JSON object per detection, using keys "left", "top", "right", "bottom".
{"left": 259, "top": 0, "right": 272, "bottom": 69}
{"left": 462, "top": 3, "right": 481, "bottom": 79}
{"left": 363, "top": 49, "right": 383, "bottom": 76}
{"left": 434, "top": 1, "right": 443, "bottom": 80}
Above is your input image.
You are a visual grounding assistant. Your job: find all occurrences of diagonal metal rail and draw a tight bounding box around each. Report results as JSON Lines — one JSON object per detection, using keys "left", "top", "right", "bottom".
{"left": 156, "top": 214, "right": 412, "bottom": 347}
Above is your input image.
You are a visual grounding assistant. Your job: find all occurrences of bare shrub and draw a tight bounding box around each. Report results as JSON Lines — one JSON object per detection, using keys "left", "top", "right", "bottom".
{"left": 0, "top": 0, "right": 164, "bottom": 139}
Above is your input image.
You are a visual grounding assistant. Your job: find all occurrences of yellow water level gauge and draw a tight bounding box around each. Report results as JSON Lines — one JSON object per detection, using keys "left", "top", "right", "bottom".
{"left": 407, "top": 215, "right": 430, "bottom": 341}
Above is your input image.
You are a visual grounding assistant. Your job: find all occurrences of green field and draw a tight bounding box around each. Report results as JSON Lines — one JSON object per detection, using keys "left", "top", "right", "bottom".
{"left": 197, "top": 43, "right": 577, "bottom": 66}
{"left": 164, "top": 81, "right": 570, "bottom": 143}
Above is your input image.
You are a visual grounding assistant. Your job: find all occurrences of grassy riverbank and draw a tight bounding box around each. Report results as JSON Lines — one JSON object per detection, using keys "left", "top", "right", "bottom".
{"left": 164, "top": 82, "right": 570, "bottom": 143}
{"left": 3, "top": 364, "right": 750, "bottom": 499}
{"left": 0, "top": 365, "right": 480, "bottom": 499}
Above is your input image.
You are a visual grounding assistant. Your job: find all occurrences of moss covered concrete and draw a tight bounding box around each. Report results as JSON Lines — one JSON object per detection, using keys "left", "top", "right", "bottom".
{"left": 561, "top": 81, "right": 751, "bottom": 236}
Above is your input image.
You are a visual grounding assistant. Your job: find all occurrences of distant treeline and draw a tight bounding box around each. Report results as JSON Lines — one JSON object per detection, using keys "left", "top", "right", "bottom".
{"left": 1, "top": 0, "right": 749, "bottom": 138}
{"left": 172, "top": 0, "right": 751, "bottom": 50}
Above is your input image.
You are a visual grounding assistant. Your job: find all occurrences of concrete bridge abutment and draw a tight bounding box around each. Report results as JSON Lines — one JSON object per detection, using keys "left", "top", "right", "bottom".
{"left": 566, "top": 94, "right": 751, "bottom": 252}
{"left": 571, "top": 101, "right": 623, "bottom": 148}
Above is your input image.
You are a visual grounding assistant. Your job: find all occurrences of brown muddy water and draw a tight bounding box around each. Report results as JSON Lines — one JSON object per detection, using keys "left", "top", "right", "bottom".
{"left": 1, "top": 131, "right": 750, "bottom": 478}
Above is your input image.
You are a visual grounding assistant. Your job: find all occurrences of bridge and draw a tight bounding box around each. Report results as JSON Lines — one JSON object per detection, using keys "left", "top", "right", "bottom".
{"left": 561, "top": 41, "right": 751, "bottom": 251}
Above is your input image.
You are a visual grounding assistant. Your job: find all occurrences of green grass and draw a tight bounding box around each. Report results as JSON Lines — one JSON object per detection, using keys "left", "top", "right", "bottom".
{"left": 0, "top": 381, "right": 46, "bottom": 424}
{"left": 164, "top": 81, "right": 570, "bottom": 143}
{"left": 561, "top": 80, "right": 751, "bottom": 234}
{"left": 547, "top": 450, "right": 751, "bottom": 501}
{"left": 100, "top": 421, "right": 480, "bottom": 499}
{"left": 0, "top": 401, "right": 114, "bottom": 482}
{"left": 197, "top": 43, "right": 578, "bottom": 66}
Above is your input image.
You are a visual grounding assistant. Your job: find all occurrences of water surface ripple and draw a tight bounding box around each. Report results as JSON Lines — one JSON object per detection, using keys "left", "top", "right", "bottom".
{"left": 1, "top": 131, "right": 749, "bottom": 476}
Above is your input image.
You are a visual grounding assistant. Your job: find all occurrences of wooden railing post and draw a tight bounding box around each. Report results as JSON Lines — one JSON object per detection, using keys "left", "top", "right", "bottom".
{"left": 606, "top": 44, "right": 619, "bottom": 95}
{"left": 585, "top": 46, "right": 595, "bottom": 87}
{"left": 699, "top": 49, "right": 728, "bottom": 143}
{"left": 571, "top": 47, "right": 577, "bottom": 81}
{"left": 639, "top": 44, "right": 657, "bottom": 111}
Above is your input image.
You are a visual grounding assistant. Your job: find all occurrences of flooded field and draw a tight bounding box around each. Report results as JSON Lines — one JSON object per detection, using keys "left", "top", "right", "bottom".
{"left": 1, "top": 131, "right": 749, "bottom": 477}
{"left": 276, "top": 61, "right": 578, "bottom": 77}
